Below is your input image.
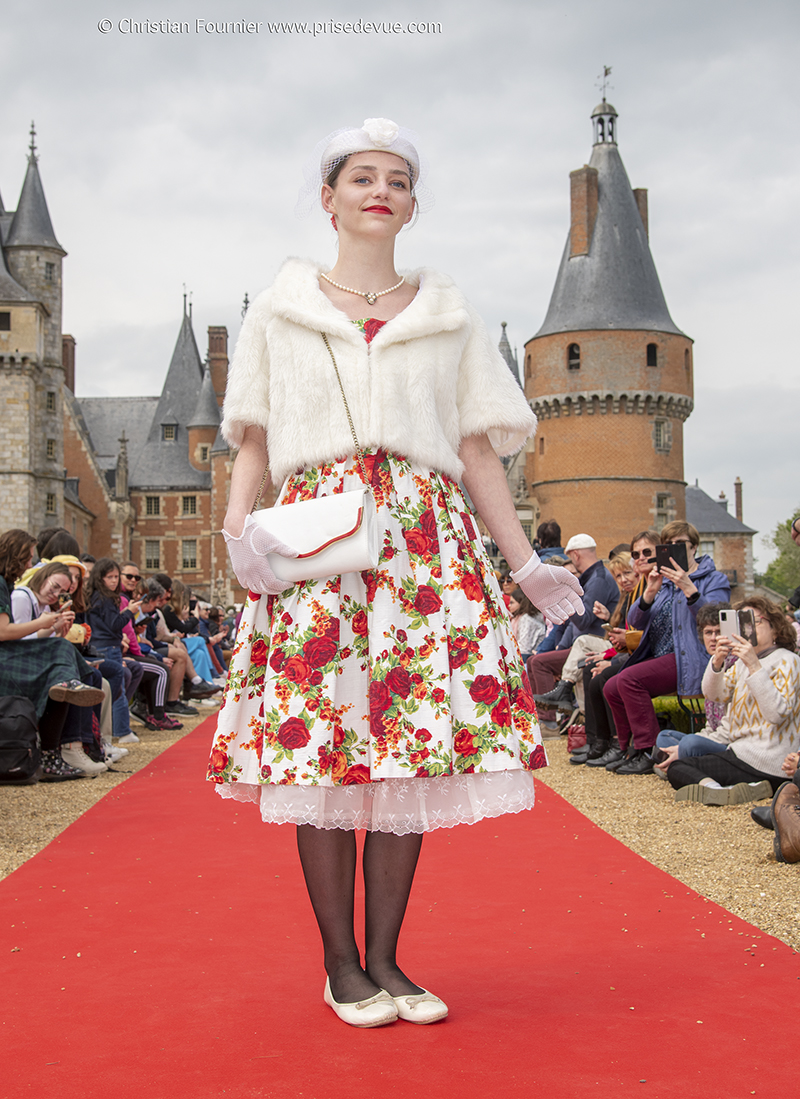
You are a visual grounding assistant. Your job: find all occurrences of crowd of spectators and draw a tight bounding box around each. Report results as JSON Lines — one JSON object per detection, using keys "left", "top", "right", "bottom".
{"left": 0, "top": 526, "right": 236, "bottom": 784}
{"left": 518, "top": 517, "right": 800, "bottom": 864}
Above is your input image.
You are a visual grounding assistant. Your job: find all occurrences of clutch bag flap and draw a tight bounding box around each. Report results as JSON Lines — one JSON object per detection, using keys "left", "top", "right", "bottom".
{"left": 251, "top": 488, "right": 379, "bottom": 583}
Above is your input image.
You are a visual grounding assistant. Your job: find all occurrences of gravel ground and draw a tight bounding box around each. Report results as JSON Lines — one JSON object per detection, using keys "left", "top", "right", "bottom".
{"left": 0, "top": 703, "right": 219, "bottom": 881}
{"left": 3, "top": 715, "right": 800, "bottom": 950}
{"left": 536, "top": 735, "right": 800, "bottom": 951}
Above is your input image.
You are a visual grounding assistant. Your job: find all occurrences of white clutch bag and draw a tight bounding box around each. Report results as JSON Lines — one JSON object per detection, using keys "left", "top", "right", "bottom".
{"left": 247, "top": 331, "right": 380, "bottom": 585}
{"left": 251, "top": 487, "right": 379, "bottom": 583}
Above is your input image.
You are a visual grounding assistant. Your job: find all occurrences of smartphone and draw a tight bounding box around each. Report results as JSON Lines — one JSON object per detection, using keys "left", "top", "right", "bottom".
{"left": 719, "top": 609, "right": 757, "bottom": 645}
{"left": 655, "top": 543, "right": 688, "bottom": 573}
{"left": 58, "top": 595, "right": 73, "bottom": 609}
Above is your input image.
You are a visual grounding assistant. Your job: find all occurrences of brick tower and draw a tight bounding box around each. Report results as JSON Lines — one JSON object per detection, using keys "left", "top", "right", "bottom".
{"left": 523, "top": 100, "right": 694, "bottom": 550}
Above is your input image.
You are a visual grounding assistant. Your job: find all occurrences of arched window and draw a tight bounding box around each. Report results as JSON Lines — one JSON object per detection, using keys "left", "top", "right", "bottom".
{"left": 684, "top": 349, "right": 690, "bottom": 372}
{"left": 567, "top": 343, "right": 580, "bottom": 370}
{"left": 539, "top": 436, "right": 545, "bottom": 456}
{"left": 646, "top": 343, "right": 658, "bottom": 367}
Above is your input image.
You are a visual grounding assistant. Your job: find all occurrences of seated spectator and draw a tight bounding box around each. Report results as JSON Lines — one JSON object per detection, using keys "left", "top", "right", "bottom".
{"left": 542, "top": 550, "right": 639, "bottom": 716}
{"left": 87, "top": 558, "right": 143, "bottom": 745}
{"left": 0, "top": 529, "right": 105, "bottom": 781}
{"left": 536, "top": 520, "right": 565, "bottom": 562}
{"left": 601, "top": 521, "right": 730, "bottom": 775}
{"left": 148, "top": 574, "right": 219, "bottom": 704}
{"left": 162, "top": 579, "right": 220, "bottom": 690}
{"left": 581, "top": 530, "right": 662, "bottom": 767}
{"left": 527, "top": 534, "right": 620, "bottom": 731}
{"left": 653, "top": 602, "right": 733, "bottom": 770}
{"left": 196, "top": 602, "right": 232, "bottom": 671}
{"left": 508, "top": 587, "right": 546, "bottom": 663}
{"left": 667, "top": 597, "right": 800, "bottom": 805}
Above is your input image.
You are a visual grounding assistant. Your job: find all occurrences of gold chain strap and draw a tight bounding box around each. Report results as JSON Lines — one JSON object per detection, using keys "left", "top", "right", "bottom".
{"left": 251, "top": 331, "right": 371, "bottom": 512}
{"left": 321, "top": 332, "right": 372, "bottom": 490}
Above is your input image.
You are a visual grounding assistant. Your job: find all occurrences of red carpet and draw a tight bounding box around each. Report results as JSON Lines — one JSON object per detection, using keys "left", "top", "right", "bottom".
{"left": 1, "top": 718, "right": 797, "bottom": 1098}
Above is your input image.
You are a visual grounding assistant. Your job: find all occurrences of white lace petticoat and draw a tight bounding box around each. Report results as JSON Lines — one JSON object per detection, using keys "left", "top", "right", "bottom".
{"left": 215, "top": 769, "right": 537, "bottom": 834}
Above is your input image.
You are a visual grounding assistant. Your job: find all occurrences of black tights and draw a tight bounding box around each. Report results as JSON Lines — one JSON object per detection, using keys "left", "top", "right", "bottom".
{"left": 38, "top": 700, "right": 68, "bottom": 750}
{"left": 296, "top": 824, "right": 423, "bottom": 1003}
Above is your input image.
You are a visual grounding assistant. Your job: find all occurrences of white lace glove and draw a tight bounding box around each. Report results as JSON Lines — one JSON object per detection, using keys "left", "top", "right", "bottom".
{"left": 222, "top": 514, "right": 298, "bottom": 595}
{"left": 511, "top": 551, "right": 585, "bottom": 625}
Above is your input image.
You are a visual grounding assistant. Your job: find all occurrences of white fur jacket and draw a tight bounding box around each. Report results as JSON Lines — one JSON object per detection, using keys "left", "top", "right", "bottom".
{"left": 221, "top": 257, "right": 537, "bottom": 486}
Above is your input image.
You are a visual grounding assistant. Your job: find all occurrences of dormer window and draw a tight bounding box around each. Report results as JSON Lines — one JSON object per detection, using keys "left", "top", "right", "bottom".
{"left": 200, "top": 445, "right": 209, "bottom": 462}
{"left": 567, "top": 343, "right": 581, "bottom": 370}
{"left": 45, "top": 262, "right": 55, "bottom": 282}
{"left": 646, "top": 343, "right": 658, "bottom": 367}
{"left": 162, "top": 424, "right": 176, "bottom": 442}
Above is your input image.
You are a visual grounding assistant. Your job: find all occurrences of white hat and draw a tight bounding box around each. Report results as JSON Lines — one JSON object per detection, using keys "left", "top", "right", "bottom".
{"left": 565, "top": 533, "right": 597, "bottom": 552}
{"left": 296, "top": 118, "right": 433, "bottom": 218}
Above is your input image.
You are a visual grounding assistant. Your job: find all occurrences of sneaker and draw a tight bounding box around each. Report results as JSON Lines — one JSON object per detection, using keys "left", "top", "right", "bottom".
{"left": 49, "top": 680, "right": 105, "bottom": 707}
{"left": 40, "top": 749, "right": 85, "bottom": 782}
{"left": 200, "top": 698, "right": 220, "bottom": 707}
{"left": 166, "top": 700, "right": 198, "bottom": 716}
{"left": 213, "top": 675, "right": 228, "bottom": 687}
{"left": 117, "top": 732, "right": 140, "bottom": 745}
{"left": 130, "top": 696, "right": 148, "bottom": 722}
{"left": 145, "top": 713, "right": 184, "bottom": 731}
{"left": 104, "top": 745, "right": 127, "bottom": 763}
{"left": 61, "top": 742, "right": 109, "bottom": 776}
{"left": 533, "top": 680, "right": 577, "bottom": 711}
{"left": 187, "top": 679, "right": 222, "bottom": 699}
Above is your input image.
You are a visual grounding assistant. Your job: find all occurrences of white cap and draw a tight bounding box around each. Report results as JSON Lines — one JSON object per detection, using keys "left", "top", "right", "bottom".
{"left": 565, "top": 533, "right": 597, "bottom": 552}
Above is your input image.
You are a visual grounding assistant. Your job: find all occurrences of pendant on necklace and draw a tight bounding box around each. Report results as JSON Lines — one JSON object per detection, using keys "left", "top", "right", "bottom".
{"left": 365, "top": 292, "right": 378, "bottom": 306}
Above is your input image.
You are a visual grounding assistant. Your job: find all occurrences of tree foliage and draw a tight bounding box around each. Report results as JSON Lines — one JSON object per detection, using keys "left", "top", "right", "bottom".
{"left": 762, "top": 511, "right": 800, "bottom": 597}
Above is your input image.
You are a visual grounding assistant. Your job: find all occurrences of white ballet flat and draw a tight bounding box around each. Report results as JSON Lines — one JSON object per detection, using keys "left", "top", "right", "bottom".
{"left": 391, "top": 989, "right": 449, "bottom": 1024}
{"left": 323, "top": 978, "right": 398, "bottom": 1028}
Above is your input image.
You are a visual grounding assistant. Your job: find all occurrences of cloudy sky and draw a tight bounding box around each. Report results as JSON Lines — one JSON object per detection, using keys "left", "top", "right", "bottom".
{"left": 2, "top": 0, "right": 798, "bottom": 567}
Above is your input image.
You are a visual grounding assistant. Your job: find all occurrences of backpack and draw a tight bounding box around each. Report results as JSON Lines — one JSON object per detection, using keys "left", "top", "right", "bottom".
{"left": 0, "top": 696, "right": 42, "bottom": 785}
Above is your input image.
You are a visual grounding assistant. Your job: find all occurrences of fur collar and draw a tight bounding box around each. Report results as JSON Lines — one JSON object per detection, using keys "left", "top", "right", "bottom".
{"left": 269, "top": 257, "right": 470, "bottom": 345}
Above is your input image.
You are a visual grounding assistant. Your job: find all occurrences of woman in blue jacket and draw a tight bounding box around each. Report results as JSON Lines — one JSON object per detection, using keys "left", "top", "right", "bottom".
{"left": 602, "top": 522, "right": 730, "bottom": 774}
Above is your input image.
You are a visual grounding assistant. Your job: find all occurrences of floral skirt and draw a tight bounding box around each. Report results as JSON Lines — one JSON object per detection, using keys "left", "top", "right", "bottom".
{"left": 207, "top": 450, "right": 545, "bottom": 833}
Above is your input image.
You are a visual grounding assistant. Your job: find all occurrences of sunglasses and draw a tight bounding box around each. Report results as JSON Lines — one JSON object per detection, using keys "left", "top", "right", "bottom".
{"left": 631, "top": 549, "right": 655, "bottom": 560}
{"left": 121, "top": 572, "right": 141, "bottom": 580}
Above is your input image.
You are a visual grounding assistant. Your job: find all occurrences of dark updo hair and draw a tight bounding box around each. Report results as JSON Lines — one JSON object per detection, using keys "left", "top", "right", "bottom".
{"left": 736, "top": 596, "right": 797, "bottom": 653}
{"left": 41, "top": 530, "right": 81, "bottom": 559}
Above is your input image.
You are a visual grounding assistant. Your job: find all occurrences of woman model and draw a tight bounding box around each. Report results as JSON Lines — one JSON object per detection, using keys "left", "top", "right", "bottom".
{"left": 207, "top": 119, "right": 583, "bottom": 1027}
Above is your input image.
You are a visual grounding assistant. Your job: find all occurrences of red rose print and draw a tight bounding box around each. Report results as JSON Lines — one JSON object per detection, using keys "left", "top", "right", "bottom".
{"left": 491, "top": 696, "right": 512, "bottom": 727}
{"left": 409, "top": 748, "right": 430, "bottom": 764}
{"left": 420, "top": 508, "right": 437, "bottom": 538}
{"left": 414, "top": 585, "right": 442, "bottom": 616}
{"left": 432, "top": 688, "right": 445, "bottom": 704}
{"left": 250, "top": 639, "right": 269, "bottom": 666}
{"left": 460, "top": 511, "right": 476, "bottom": 541}
{"left": 386, "top": 667, "right": 412, "bottom": 698}
{"left": 248, "top": 591, "right": 261, "bottom": 602}
{"left": 461, "top": 573, "right": 484, "bottom": 602}
{"left": 527, "top": 744, "right": 547, "bottom": 770}
{"left": 462, "top": 764, "right": 475, "bottom": 774}
{"left": 370, "top": 709, "right": 386, "bottom": 738}
{"left": 309, "top": 670, "right": 324, "bottom": 686}
{"left": 352, "top": 610, "right": 368, "bottom": 636}
{"left": 283, "top": 655, "right": 312, "bottom": 683}
{"left": 415, "top": 767, "right": 430, "bottom": 777}
{"left": 469, "top": 675, "right": 502, "bottom": 704}
{"left": 362, "top": 571, "right": 378, "bottom": 604}
{"left": 448, "top": 636, "right": 470, "bottom": 670}
{"left": 513, "top": 687, "right": 536, "bottom": 714}
{"left": 454, "top": 729, "right": 477, "bottom": 755}
{"left": 281, "top": 612, "right": 292, "bottom": 625}
{"left": 370, "top": 680, "right": 393, "bottom": 712}
{"left": 276, "top": 717, "right": 311, "bottom": 750}
{"left": 260, "top": 764, "right": 272, "bottom": 779}
{"left": 269, "top": 649, "right": 286, "bottom": 672}
{"left": 363, "top": 317, "right": 385, "bottom": 343}
{"left": 342, "top": 763, "right": 371, "bottom": 785}
{"left": 303, "top": 636, "right": 337, "bottom": 668}
{"left": 322, "top": 617, "right": 339, "bottom": 640}
{"left": 333, "top": 725, "right": 345, "bottom": 748}
{"left": 329, "top": 750, "right": 348, "bottom": 780}
{"left": 403, "top": 527, "right": 431, "bottom": 556}
{"left": 209, "top": 746, "right": 228, "bottom": 775}
{"left": 417, "top": 729, "right": 432, "bottom": 742}
{"left": 396, "top": 629, "right": 407, "bottom": 644}
{"left": 476, "top": 624, "right": 488, "bottom": 639}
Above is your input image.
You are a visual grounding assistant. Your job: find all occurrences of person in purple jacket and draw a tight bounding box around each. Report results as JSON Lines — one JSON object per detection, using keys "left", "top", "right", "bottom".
{"left": 601, "top": 521, "right": 730, "bottom": 775}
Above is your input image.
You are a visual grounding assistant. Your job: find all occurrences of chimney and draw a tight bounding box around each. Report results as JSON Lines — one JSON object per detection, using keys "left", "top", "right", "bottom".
{"left": 62, "top": 334, "right": 76, "bottom": 392}
{"left": 208, "top": 326, "right": 228, "bottom": 408}
{"left": 633, "top": 188, "right": 649, "bottom": 239}
{"left": 734, "top": 477, "right": 743, "bottom": 522}
{"left": 569, "top": 165, "right": 598, "bottom": 257}
{"left": 718, "top": 491, "right": 728, "bottom": 512}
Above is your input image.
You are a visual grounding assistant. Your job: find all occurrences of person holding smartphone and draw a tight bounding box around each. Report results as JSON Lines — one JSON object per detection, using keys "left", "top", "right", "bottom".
{"left": 601, "top": 521, "right": 730, "bottom": 774}
{"left": 666, "top": 597, "right": 800, "bottom": 805}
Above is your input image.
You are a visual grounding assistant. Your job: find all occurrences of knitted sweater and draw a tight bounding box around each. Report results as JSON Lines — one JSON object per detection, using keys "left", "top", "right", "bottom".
{"left": 701, "top": 647, "right": 800, "bottom": 777}
{"left": 221, "top": 258, "right": 537, "bottom": 486}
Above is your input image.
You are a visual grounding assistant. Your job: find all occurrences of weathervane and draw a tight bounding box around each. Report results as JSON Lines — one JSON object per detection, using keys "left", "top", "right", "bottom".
{"left": 29, "top": 120, "right": 38, "bottom": 161}
{"left": 242, "top": 292, "right": 250, "bottom": 319}
{"left": 596, "top": 65, "right": 613, "bottom": 101}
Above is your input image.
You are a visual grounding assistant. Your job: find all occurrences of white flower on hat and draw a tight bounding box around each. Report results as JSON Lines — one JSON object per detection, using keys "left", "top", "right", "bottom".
{"left": 362, "top": 118, "right": 399, "bottom": 146}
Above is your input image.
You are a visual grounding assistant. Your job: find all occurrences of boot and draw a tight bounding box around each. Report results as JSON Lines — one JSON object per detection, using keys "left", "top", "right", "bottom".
{"left": 771, "top": 781, "right": 800, "bottom": 863}
{"left": 533, "top": 680, "right": 576, "bottom": 711}
{"left": 614, "top": 747, "right": 655, "bottom": 776}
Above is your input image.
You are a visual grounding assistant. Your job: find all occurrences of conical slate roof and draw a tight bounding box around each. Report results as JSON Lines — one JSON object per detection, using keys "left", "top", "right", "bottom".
{"left": 6, "top": 153, "right": 65, "bottom": 253}
{"left": 188, "top": 364, "right": 221, "bottom": 428}
{"left": 0, "top": 238, "right": 34, "bottom": 302}
{"left": 498, "top": 322, "right": 522, "bottom": 387}
{"left": 535, "top": 125, "right": 682, "bottom": 338}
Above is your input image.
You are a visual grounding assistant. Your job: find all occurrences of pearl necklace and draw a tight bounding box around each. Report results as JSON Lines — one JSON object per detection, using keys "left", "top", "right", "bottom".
{"left": 321, "top": 272, "right": 405, "bottom": 307}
